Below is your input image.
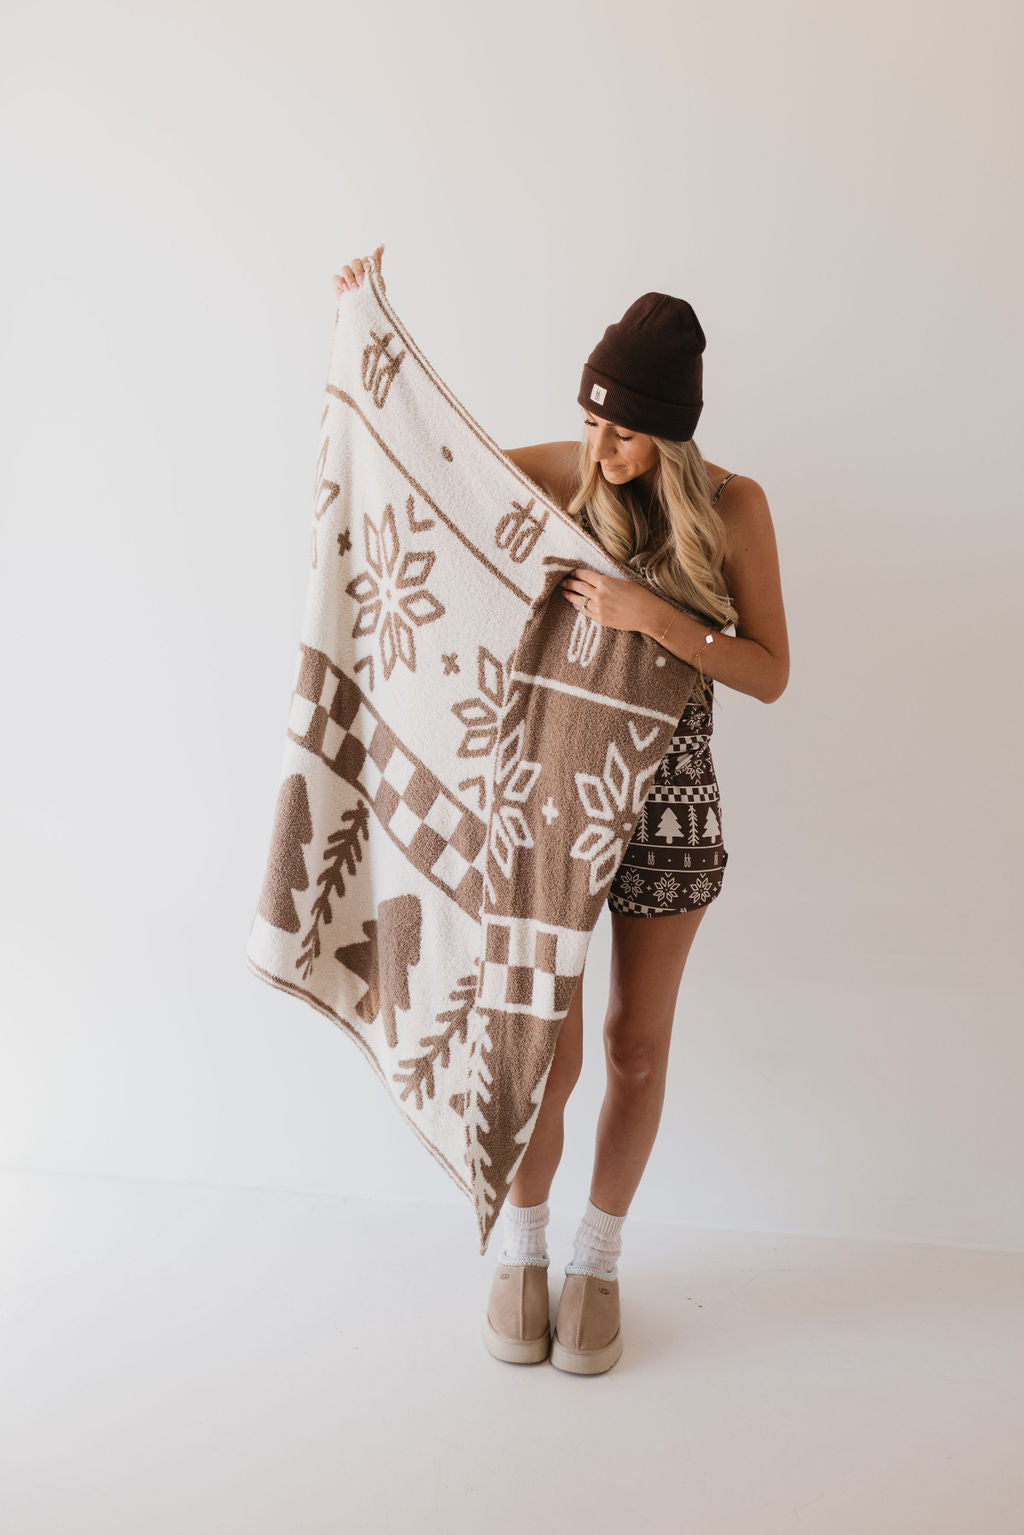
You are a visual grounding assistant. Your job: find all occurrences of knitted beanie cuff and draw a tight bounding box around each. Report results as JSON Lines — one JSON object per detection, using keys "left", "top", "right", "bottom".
{"left": 579, "top": 365, "right": 702, "bottom": 441}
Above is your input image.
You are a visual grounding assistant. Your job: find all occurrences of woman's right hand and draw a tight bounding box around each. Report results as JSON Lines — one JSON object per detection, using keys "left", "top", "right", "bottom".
{"left": 332, "top": 245, "right": 385, "bottom": 296}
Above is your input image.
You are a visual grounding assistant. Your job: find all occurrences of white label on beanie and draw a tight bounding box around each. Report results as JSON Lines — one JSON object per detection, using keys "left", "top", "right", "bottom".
{"left": 590, "top": 384, "right": 607, "bottom": 404}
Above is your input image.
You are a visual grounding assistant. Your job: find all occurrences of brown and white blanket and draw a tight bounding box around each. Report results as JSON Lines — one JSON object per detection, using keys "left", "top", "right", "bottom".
{"left": 245, "top": 262, "right": 702, "bottom": 1253}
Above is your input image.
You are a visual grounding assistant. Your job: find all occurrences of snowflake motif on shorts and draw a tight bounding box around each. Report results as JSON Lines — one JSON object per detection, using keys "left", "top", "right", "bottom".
{"left": 689, "top": 873, "right": 715, "bottom": 905}
{"left": 619, "top": 866, "right": 646, "bottom": 900}
{"left": 652, "top": 872, "right": 682, "bottom": 907}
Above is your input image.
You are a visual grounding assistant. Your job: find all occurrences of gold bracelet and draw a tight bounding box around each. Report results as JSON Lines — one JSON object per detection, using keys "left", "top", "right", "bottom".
{"left": 657, "top": 614, "right": 715, "bottom": 667}
{"left": 691, "top": 631, "right": 714, "bottom": 684}
{"left": 657, "top": 614, "right": 712, "bottom": 687}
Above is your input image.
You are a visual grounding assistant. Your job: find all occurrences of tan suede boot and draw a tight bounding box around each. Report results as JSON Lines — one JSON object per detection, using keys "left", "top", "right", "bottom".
{"left": 549, "top": 1266, "right": 623, "bottom": 1374}
{"left": 482, "top": 1259, "right": 552, "bottom": 1364}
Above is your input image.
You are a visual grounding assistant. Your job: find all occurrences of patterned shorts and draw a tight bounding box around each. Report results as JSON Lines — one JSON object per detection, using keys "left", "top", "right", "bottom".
{"left": 606, "top": 688, "right": 729, "bottom": 917}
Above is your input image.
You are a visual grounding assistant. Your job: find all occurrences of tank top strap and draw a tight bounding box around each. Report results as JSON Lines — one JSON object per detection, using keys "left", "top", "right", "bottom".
{"left": 712, "top": 472, "right": 737, "bottom": 505}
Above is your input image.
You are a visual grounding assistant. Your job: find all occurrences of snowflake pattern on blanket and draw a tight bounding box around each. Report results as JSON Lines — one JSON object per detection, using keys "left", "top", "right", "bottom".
{"left": 246, "top": 263, "right": 704, "bottom": 1254}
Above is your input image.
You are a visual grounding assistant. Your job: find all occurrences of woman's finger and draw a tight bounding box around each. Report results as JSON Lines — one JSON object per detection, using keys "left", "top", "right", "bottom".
{"left": 333, "top": 246, "right": 386, "bottom": 295}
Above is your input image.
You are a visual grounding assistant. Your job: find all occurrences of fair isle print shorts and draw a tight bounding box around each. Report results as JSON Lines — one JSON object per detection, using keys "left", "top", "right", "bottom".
{"left": 606, "top": 692, "right": 729, "bottom": 917}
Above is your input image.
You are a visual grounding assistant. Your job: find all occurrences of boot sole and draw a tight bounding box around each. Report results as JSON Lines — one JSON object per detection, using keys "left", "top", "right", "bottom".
{"left": 482, "top": 1316, "right": 551, "bottom": 1364}
{"left": 549, "top": 1329, "right": 623, "bottom": 1374}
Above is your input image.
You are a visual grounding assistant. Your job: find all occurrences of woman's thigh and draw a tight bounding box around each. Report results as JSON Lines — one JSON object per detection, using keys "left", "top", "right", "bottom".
{"left": 604, "top": 906, "right": 710, "bottom": 1067}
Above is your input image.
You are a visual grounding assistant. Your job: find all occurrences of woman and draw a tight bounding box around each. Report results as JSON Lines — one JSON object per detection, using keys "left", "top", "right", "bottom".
{"left": 333, "top": 249, "right": 789, "bottom": 1375}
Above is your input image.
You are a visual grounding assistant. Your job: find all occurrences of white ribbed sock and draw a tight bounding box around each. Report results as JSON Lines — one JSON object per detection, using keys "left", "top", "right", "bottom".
{"left": 566, "top": 1198, "right": 626, "bottom": 1279}
{"left": 500, "top": 1198, "right": 550, "bottom": 1267}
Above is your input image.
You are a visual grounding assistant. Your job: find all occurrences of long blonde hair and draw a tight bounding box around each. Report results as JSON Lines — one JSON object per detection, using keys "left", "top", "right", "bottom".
{"left": 566, "top": 432, "right": 738, "bottom": 708}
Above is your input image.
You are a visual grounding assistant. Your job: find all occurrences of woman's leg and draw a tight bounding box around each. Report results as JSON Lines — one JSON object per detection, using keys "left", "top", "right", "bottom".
{"left": 590, "top": 905, "right": 710, "bottom": 1215}
{"left": 506, "top": 963, "right": 586, "bottom": 1207}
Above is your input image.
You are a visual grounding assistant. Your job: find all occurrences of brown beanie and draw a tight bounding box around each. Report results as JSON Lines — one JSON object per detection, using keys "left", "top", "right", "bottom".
{"left": 578, "top": 292, "right": 706, "bottom": 441}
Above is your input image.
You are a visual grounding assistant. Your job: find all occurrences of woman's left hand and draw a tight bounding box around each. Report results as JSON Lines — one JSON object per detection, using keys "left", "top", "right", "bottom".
{"left": 558, "top": 568, "right": 657, "bottom": 634}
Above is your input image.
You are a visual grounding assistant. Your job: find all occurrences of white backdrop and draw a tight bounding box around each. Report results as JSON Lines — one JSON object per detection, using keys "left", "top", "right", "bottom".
{"left": 2, "top": 0, "right": 1020, "bottom": 1253}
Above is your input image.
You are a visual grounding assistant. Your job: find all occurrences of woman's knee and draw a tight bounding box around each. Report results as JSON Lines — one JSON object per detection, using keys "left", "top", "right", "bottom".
{"left": 603, "top": 1013, "right": 670, "bottom": 1084}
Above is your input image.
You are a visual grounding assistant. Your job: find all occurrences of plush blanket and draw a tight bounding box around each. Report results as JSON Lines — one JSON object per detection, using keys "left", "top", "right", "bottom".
{"left": 245, "top": 262, "right": 702, "bottom": 1254}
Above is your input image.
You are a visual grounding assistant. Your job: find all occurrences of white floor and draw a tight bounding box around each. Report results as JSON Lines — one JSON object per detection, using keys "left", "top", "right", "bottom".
{"left": 2, "top": 1169, "right": 1022, "bottom": 1534}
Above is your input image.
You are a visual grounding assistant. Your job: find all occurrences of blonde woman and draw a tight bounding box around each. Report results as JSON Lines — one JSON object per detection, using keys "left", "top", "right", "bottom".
{"left": 333, "top": 250, "right": 790, "bottom": 1375}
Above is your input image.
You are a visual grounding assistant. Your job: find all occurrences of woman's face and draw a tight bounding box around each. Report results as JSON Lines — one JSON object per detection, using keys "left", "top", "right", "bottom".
{"left": 583, "top": 411, "right": 659, "bottom": 485}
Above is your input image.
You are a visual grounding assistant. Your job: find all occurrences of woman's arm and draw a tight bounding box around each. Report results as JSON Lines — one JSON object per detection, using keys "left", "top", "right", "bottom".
{"left": 640, "top": 477, "right": 790, "bottom": 704}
